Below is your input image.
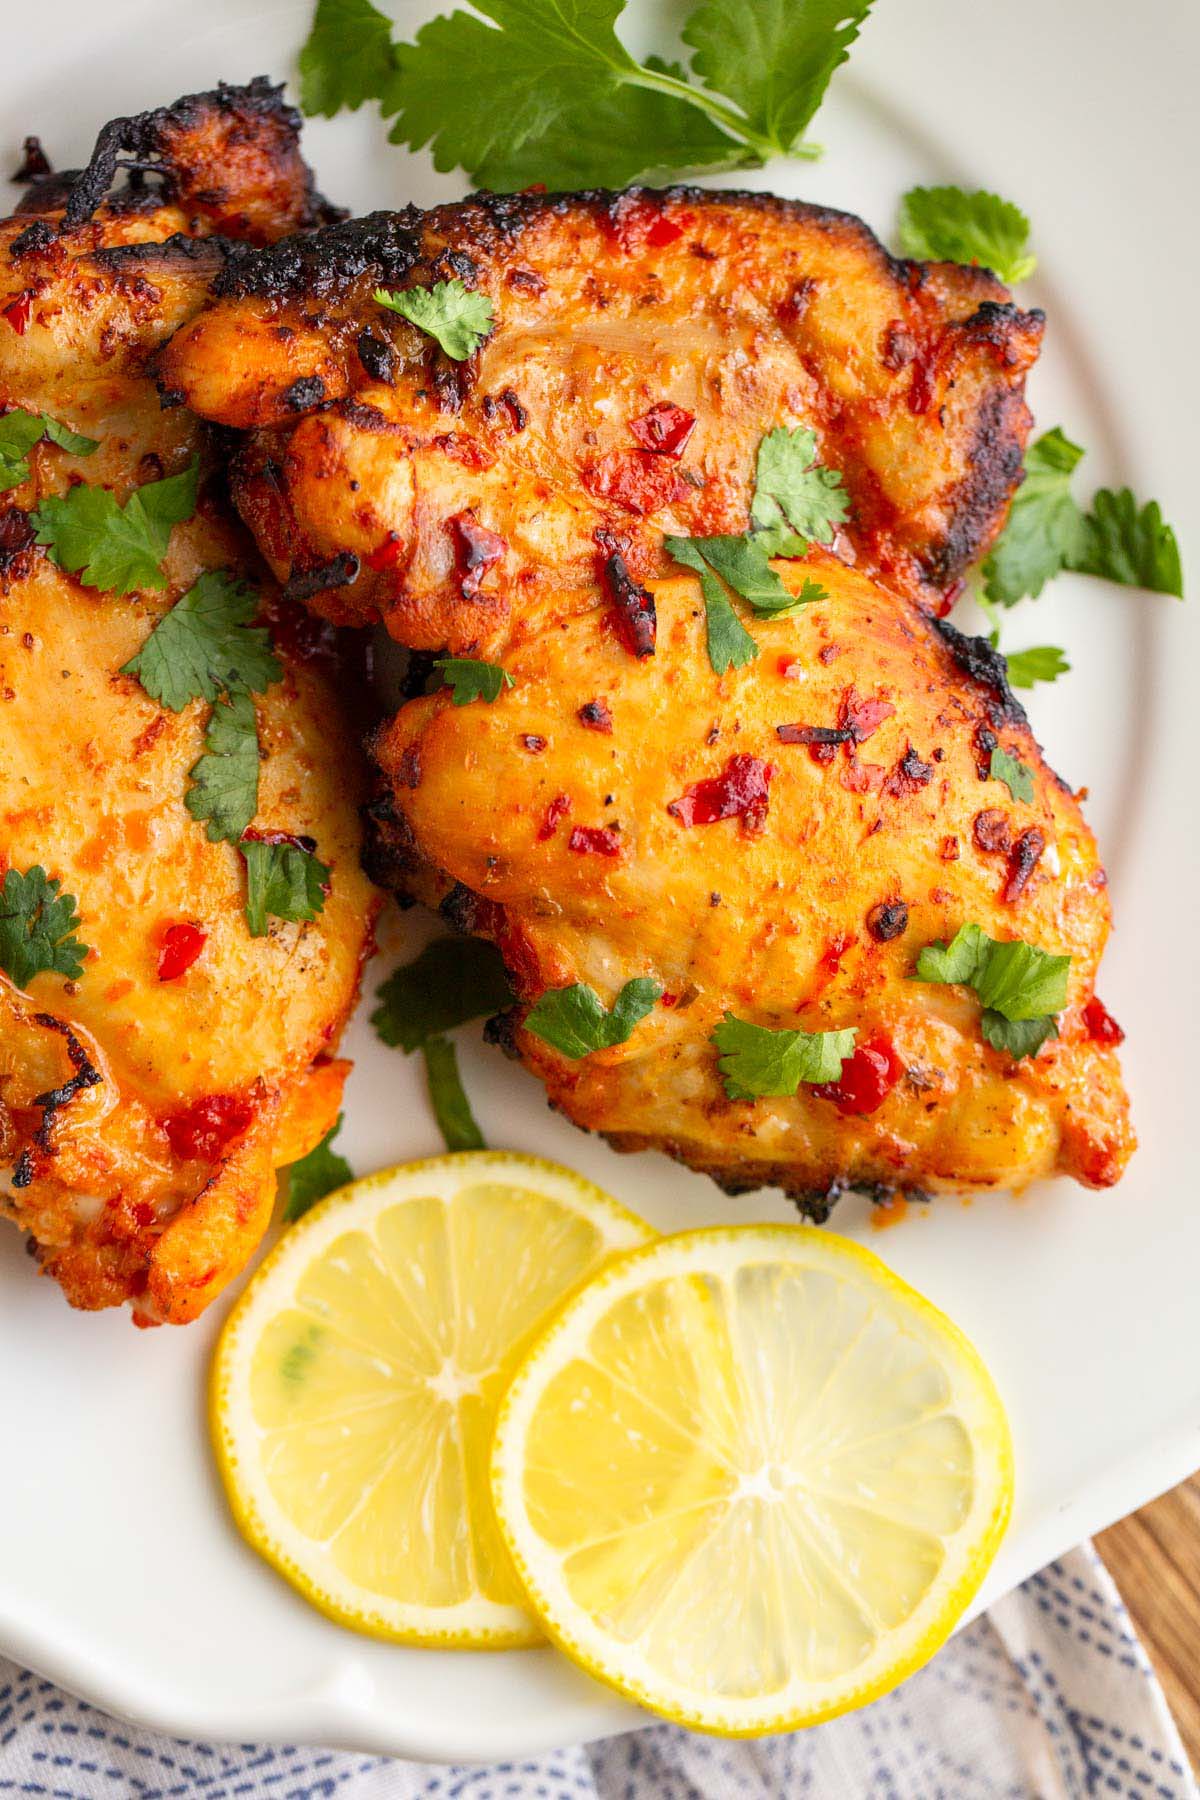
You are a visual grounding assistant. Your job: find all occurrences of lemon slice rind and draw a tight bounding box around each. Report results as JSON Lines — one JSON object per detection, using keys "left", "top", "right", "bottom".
{"left": 211, "top": 1151, "right": 653, "bottom": 1649}
{"left": 490, "top": 1224, "right": 1013, "bottom": 1733}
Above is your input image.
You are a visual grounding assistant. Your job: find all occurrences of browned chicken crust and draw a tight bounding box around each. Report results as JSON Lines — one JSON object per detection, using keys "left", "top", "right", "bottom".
{"left": 0, "top": 86, "right": 378, "bottom": 1324}
{"left": 371, "top": 555, "right": 1132, "bottom": 1206}
{"left": 158, "top": 186, "right": 1043, "bottom": 634}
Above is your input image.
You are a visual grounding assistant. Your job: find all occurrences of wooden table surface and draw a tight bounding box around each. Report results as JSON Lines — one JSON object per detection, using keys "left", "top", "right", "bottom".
{"left": 1097, "top": 1476, "right": 1200, "bottom": 1773}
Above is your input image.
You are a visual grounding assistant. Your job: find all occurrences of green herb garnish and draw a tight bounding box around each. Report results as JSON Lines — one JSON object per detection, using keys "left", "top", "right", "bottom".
{"left": 241, "top": 840, "right": 330, "bottom": 938}
{"left": 423, "top": 1034, "right": 486, "bottom": 1150}
{"left": 374, "top": 279, "right": 494, "bottom": 360}
{"left": 524, "top": 977, "right": 661, "bottom": 1058}
{"left": 711, "top": 1014, "right": 856, "bottom": 1099}
{"left": 433, "top": 657, "right": 515, "bottom": 705}
{"left": 989, "top": 746, "right": 1034, "bottom": 804}
{"left": 913, "top": 922, "right": 1070, "bottom": 1060}
{"left": 120, "top": 570, "right": 281, "bottom": 711}
{"left": 897, "top": 186, "right": 1036, "bottom": 285}
{"left": 0, "top": 409, "right": 98, "bottom": 492}
{"left": 0, "top": 867, "right": 89, "bottom": 989}
{"left": 185, "top": 687, "right": 261, "bottom": 844}
{"left": 1005, "top": 645, "right": 1070, "bottom": 690}
{"left": 280, "top": 1114, "right": 352, "bottom": 1221}
{"left": 372, "top": 936, "right": 515, "bottom": 1052}
{"left": 31, "top": 457, "right": 200, "bottom": 594}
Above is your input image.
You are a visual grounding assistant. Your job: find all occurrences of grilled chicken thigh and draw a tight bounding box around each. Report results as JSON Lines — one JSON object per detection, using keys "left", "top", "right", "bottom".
{"left": 162, "top": 184, "right": 1131, "bottom": 1207}
{"left": 0, "top": 85, "right": 378, "bottom": 1323}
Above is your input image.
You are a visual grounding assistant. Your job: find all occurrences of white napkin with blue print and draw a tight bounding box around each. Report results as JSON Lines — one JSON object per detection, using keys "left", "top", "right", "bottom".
{"left": 1, "top": 1545, "right": 1194, "bottom": 1800}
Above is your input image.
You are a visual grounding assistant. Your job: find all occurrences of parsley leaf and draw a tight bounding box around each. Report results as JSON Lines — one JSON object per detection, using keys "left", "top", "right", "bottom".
{"left": 0, "top": 409, "right": 98, "bottom": 493}
{"left": 984, "top": 430, "right": 1183, "bottom": 606}
{"left": 433, "top": 657, "right": 515, "bottom": 706}
{"left": 298, "top": 0, "right": 397, "bottom": 115}
{"left": 371, "top": 936, "right": 515, "bottom": 1053}
{"left": 31, "top": 458, "right": 201, "bottom": 595}
{"left": 989, "top": 745, "right": 1034, "bottom": 804}
{"left": 185, "top": 687, "right": 260, "bottom": 844}
{"left": 751, "top": 426, "right": 850, "bottom": 551}
{"left": 682, "top": 0, "right": 876, "bottom": 159}
{"left": 1069, "top": 488, "right": 1183, "bottom": 598}
{"left": 375, "top": 280, "right": 494, "bottom": 360}
{"left": 0, "top": 866, "right": 89, "bottom": 989}
{"left": 240, "top": 840, "right": 330, "bottom": 938}
{"left": 1005, "top": 644, "right": 1070, "bottom": 690}
{"left": 983, "top": 429, "right": 1087, "bottom": 607}
{"left": 711, "top": 1013, "right": 856, "bottom": 1100}
{"left": 665, "top": 535, "right": 759, "bottom": 675}
{"left": 914, "top": 922, "right": 1070, "bottom": 1059}
{"left": 423, "top": 1034, "right": 486, "bottom": 1151}
{"left": 897, "top": 186, "right": 1036, "bottom": 285}
{"left": 120, "top": 570, "right": 281, "bottom": 712}
{"left": 280, "top": 1114, "right": 352, "bottom": 1221}
{"left": 524, "top": 977, "right": 661, "bottom": 1058}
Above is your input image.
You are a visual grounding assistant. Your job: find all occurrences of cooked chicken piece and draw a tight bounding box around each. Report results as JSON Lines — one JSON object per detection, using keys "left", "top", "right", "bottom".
{"left": 370, "top": 552, "right": 1132, "bottom": 1205}
{"left": 0, "top": 85, "right": 378, "bottom": 1324}
{"left": 158, "top": 187, "right": 1044, "bottom": 643}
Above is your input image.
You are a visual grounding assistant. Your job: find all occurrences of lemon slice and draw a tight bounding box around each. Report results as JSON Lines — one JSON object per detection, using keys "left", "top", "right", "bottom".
{"left": 491, "top": 1225, "right": 1013, "bottom": 1733}
{"left": 211, "top": 1151, "right": 653, "bottom": 1647}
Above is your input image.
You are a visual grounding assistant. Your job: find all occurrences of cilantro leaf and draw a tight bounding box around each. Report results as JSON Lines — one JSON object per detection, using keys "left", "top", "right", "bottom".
{"left": 0, "top": 866, "right": 88, "bottom": 989}
{"left": 371, "top": 936, "right": 515, "bottom": 1054}
{"left": 280, "top": 1114, "right": 352, "bottom": 1221}
{"left": 379, "top": 3, "right": 749, "bottom": 192}
{"left": 120, "top": 570, "right": 281, "bottom": 712}
{"left": 982, "top": 428, "right": 1087, "bottom": 607}
{"left": 31, "top": 457, "right": 200, "bottom": 594}
{"left": 683, "top": 0, "right": 875, "bottom": 158}
{"left": 298, "top": 0, "right": 397, "bottom": 115}
{"left": 185, "top": 687, "right": 260, "bottom": 843}
{"left": 524, "top": 977, "right": 661, "bottom": 1058}
{"left": 423, "top": 1034, "right": 486, "bottom": 1151}
{"left": 1005, "top": 644, "right": 1070, "bottom": 690}
{"left": 665, "top": 535, "right": 759, "bottom": 675}
{"left": 0, "top": 410, "right": 99, "bottom": 493}
{"left": 914, "top": 922, "right": 1070, "bottom": 1059}
{"left": 711, "top": 1013, "right": 856, "bottom": 1100}
{"left": 751, "top": 426, "right": 850, "bottom": 550}
{"left": 989, "top": 745, "right": 1034, "bottom": 804}
{"left": 240, "top": 840, "right": 330, "bottom": 938}
{"left": 980, "top": 1011, "right": 1058, "bottom": 1059}
{"left": 897, "top": 186, "right": 1036, "bottom": 285}
{"left": 375, "top": 280, "right": 494, "bottom": 360}
{"left": 1068, "top": 488, "right": 1183, "bottom": 598}
{"left": 433, "top": 657, "right": 515, "bottom": 706}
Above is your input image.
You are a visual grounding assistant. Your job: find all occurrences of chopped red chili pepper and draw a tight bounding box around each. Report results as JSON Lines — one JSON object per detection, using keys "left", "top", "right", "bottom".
{"left": 583, "top": 449, "right": 689, "bottom": 517}
{"left": 521, "top": 733, "right": 547, "bottom": 753}
{"left": 568, "top": 825, "right": 621, "bottom": 857}
{"left": 366, "top": 532, "right": 404, "bottom": 571}
{"left": 601, "top": 551, "right": 656, "bottom": 658}
{"left": 668, "top": 754, "right": 775, "bottom": 834}
{"left": 600, "top": 194, "right": 685, "bottom": 250}
{"left": 839, "top": 688, "right": 895, "bottom": 744}
{"left": 433, "top": 432, "right": 493, "bottom": 468}
{"left": 156, "top": 922, "right": 207, "bottom": 982}
{"left": 884, "top": 744, "right": 934, "bottom": 797}
{"left": 1083, "top": 996, "right": 1125, "bottom": 1046}
{"left": 450, "top": 508, "right": 505, "bottom": 597}
{"left": 163, "top": 1092, "right": 256, "bottom": 1163}
{"left": 1002, "top": 827, "right": 1045, "bottom": 903}
{"left": 628, "top": 402, "right": 696, "bottom": 459}
{"left": 537, "top": 793, "right": 571, "bottom": 841}
{"left": 840, "top": 760, "right": 886, "bottom": 794}
{"left": 810, "top": 1035, "right": 904, "bottom": 1116}
{"left": 578, "top": 697, "right": 613, "bottom": 733}
{"left": 3, "top": 293, "right": 33, "bottom": 335}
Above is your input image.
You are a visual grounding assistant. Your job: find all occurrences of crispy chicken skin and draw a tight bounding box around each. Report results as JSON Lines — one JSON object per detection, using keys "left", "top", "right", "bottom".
{"left": 158, "top": 187, "right": 1044, "bottom": 634}
{"left": 371, "top": 555, "right": 1132, "bottom": 1204}
{"left": 0, "top": 86, "right": 378, "bottom": 1324}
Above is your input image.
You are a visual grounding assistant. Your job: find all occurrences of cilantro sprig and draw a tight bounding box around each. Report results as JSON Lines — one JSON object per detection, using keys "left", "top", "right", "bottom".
{"left": 712, "top": 1014, "right": 856, "bottom": 1100}
{"left": 32, "top": 458, "right": 200, "bottom": 594}
{"left": 913, "top": 923, "right": 1070, "bottom": 1060}
{"left": 371, "top": 936, "right": 512, "bottom": 1151}
{"left": 1005, "top": 645, "right": 1071, "bottom": 690}
{"left": 989, "top": 746, "right": 1033, "bottom": 805}
{"left": 185, "top": 687, "right": 262, "bottom": 844}
{"left": 0, "top": 409, "right": 98, "bottom": 492}
{"left": 242, "top": 840, "right": 330, "bottom": 939}
{"left": 524, "top": 977, "right": 661, "bottom": 1058}
{"left": 667, "top": 425, "right": 843, "bottom": 674}
{"left": 121, "top": 571, "right": 281, "bottom": 712}
{"left": 375, "top": 280, "right": 494, "bottom": 360}
{"left": 0, "top": 866, "right": 89, "bottom": 990}
{"left": 897, "top": 186, "right": 1036, "bottom": 285}
{"left": 298, "top": 0, "right": 876, "bottom": 190}
{"left": 433, "top": 657, "right": 514, "bottom": 705}
{"left": 280, "top": 1114, "right": 352, "bottom": 1221}
{"left": 984, "top": 428, "right": 1182, "bottom": 607}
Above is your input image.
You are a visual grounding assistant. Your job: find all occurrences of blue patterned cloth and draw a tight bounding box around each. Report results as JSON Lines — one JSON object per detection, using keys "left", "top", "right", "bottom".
{"left": 1, "top": 1546, "right": 1194, "bottom": 1800}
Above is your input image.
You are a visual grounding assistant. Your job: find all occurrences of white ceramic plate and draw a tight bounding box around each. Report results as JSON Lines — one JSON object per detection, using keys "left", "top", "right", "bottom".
{"left": 2, "top": 0, "right": 1197, "bottom": 1764}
